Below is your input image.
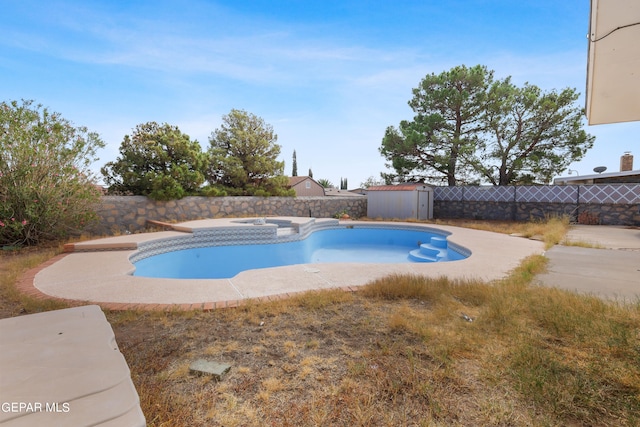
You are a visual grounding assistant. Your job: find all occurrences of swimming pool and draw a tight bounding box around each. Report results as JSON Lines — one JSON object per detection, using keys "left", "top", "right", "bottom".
{"left": 32, "top": 217, "right": 545, "bottom": 308}
{"left": 133, "top": 224, "right": 469, "bottom": 279}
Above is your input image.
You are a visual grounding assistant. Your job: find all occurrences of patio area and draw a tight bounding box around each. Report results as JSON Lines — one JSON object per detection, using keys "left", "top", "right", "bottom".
{"left": 18, "top": 218, "right": 545, "bottom": 311}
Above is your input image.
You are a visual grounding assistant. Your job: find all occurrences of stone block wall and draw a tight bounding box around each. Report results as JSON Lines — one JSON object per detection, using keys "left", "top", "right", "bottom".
{"left": 573, "top": 203, "right": 640, "bottom": 225}
{"left": 433, "top": 200, "right": 639, "bottom": 225}
{"left": 433, "top": 183, "right": 640, "bottom": 226}
{"left": 435, "top": 201, "right": 579, "bottom": 222}
{"left": 433, "top": 200, "right": 640, "bottom": 226}
{"left": 515, "top": 203, "right": 579, "bottom": 222}
{"left": 435, "top": 200, "right": 515, "bottom": 221}
{"left": 88, "top": 184, "right": 639, "bottom": 236}
{"left": 90, "top": 196, "right": 367, "bottom": 235}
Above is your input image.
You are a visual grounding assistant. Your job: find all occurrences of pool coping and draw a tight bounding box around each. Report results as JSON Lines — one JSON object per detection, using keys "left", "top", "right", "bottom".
{"left": 18, "top": 218, "right": 546, "bottom": 311}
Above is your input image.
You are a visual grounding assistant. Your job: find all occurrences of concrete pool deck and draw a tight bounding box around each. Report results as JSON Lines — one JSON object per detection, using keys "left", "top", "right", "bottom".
{"left": 19, "top": 218, "right": 547, "bottom": 310}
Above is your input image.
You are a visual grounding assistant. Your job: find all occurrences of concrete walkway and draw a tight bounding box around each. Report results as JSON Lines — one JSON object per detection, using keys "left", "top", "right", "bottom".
{"left": 0, "top": 305, "right": 146, "bottom": 426}
{"left": 535, "top": 225, "right": 640, "bottom": 301}
{"left": 23, "top": 219, "right": 545, "bottom": 310}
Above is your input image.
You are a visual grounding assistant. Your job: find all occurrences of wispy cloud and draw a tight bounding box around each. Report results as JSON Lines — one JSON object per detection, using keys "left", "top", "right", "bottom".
{"left": 3, "top": 0, "right": 636, "bottom": 186}
{"left": 4, "top": 2, "right": 394, "bottom": 87}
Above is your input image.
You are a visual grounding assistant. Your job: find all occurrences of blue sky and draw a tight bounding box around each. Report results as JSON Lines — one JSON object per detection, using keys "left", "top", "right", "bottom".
{"left": 2, "top": 0, "right": 638, "bottom": 187}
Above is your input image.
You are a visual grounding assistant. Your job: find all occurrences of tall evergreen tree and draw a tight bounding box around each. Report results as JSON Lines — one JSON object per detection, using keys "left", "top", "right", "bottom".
{"left": 206, "top": 109, "right": 293, "bottom": 196}
{"left": 380, "top": 65, "right": 594, "bottom": 185}
{"left": 292, "top": 150, "right": 298, "bottom": 176}
{"left": 380, "top": 65, "right": 491, "bottom": 186}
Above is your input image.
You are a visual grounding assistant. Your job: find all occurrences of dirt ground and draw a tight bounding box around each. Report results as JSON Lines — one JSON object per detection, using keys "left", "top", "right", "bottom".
{"left": 106, "top": 294, "right": 495, "bottom": 426}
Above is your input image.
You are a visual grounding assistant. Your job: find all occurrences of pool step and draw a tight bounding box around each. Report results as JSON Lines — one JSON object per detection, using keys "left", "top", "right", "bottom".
{"left": 276, "top": 227, "right": 299, "bottom": 236}
{"left": 408, "top": 237, "right": 449, "bottom": 263}
{"left": 430, "top": 237, "right": 448, "bottom": 248}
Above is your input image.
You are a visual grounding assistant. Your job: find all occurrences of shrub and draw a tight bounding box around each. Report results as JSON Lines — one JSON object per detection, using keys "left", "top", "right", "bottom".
{"left": 0, "top": 100, "right": 105, "bottom": 246}
{"left": 199, "top": 186, "right": 228, "bottom": 197}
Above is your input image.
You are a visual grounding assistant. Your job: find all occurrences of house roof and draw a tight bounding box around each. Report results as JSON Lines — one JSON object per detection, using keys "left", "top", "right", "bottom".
{"left": 288, "top": 176, "right": 316, "bottom": 186}
{"left": 324, "top": 187, "right": 365, "bottom": 197}
{"left": 553, "top": 169, "right": 640, "bottom": 184}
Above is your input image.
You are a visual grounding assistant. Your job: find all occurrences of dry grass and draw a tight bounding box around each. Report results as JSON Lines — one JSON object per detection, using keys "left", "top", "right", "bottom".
{"left": 561, "top": 239, "right": 605, "bottom": 249}
{"left": 434, "top": 215, "right": 571, "bottom": 249}
{"left": 103, "top": 268, "right": 639, "bottom": 427}
{"left": 2, "top": 218, "right": 639, "bottom": 426}
{"left": 0, "top": 244, "right": 69, "bottom": 318}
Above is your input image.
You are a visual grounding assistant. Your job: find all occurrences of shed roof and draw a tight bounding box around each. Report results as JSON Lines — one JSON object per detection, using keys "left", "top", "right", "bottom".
{"left": 367, "top": 183, "right": 430, "bottom": 191}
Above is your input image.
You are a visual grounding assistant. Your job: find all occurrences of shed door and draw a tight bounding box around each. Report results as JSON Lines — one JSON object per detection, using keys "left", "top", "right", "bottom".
{"left": 417, "top": 190, "right": 431, "bottom": 220}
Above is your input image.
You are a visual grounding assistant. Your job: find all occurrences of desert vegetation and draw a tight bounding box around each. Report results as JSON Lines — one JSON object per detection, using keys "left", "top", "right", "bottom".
{"left": 0, "top": 100, "right": 104, "bottom": 246}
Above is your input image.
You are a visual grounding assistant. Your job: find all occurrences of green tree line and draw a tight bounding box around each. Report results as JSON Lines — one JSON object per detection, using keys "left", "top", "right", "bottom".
{"left": 1, "top": 65, "right": 595, "bottom": 246}
{"left": 1, "top": 104, "right": 293, "bottom": 246}
{"left": 102, "top": 109, "right": 294, "bottom": 200}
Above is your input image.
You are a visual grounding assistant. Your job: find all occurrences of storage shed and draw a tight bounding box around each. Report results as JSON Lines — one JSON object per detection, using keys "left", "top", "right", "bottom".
{"left": 366, "top": 183, "right": 433, "bottom": 220}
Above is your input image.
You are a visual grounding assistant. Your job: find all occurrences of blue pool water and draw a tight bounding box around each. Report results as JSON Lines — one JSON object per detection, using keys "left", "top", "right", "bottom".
{"left": 133, "top": 227, "right": 468, "bottom": 279}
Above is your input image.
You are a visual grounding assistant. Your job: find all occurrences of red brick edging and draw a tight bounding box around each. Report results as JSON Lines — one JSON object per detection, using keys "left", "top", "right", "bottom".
{"left": 16, "top": 254, "right": 360, "bottom": 312}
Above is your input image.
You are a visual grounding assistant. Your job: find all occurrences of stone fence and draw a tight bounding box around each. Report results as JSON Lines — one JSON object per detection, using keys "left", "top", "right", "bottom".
{"left": 90, "top": 195, "right": 367, "bottom": 235}
{"left": 89, "top": 183, "right": 639, "bottom": 236}
{"left": 434, "top": 184, "right": 640, "bottom": 225}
